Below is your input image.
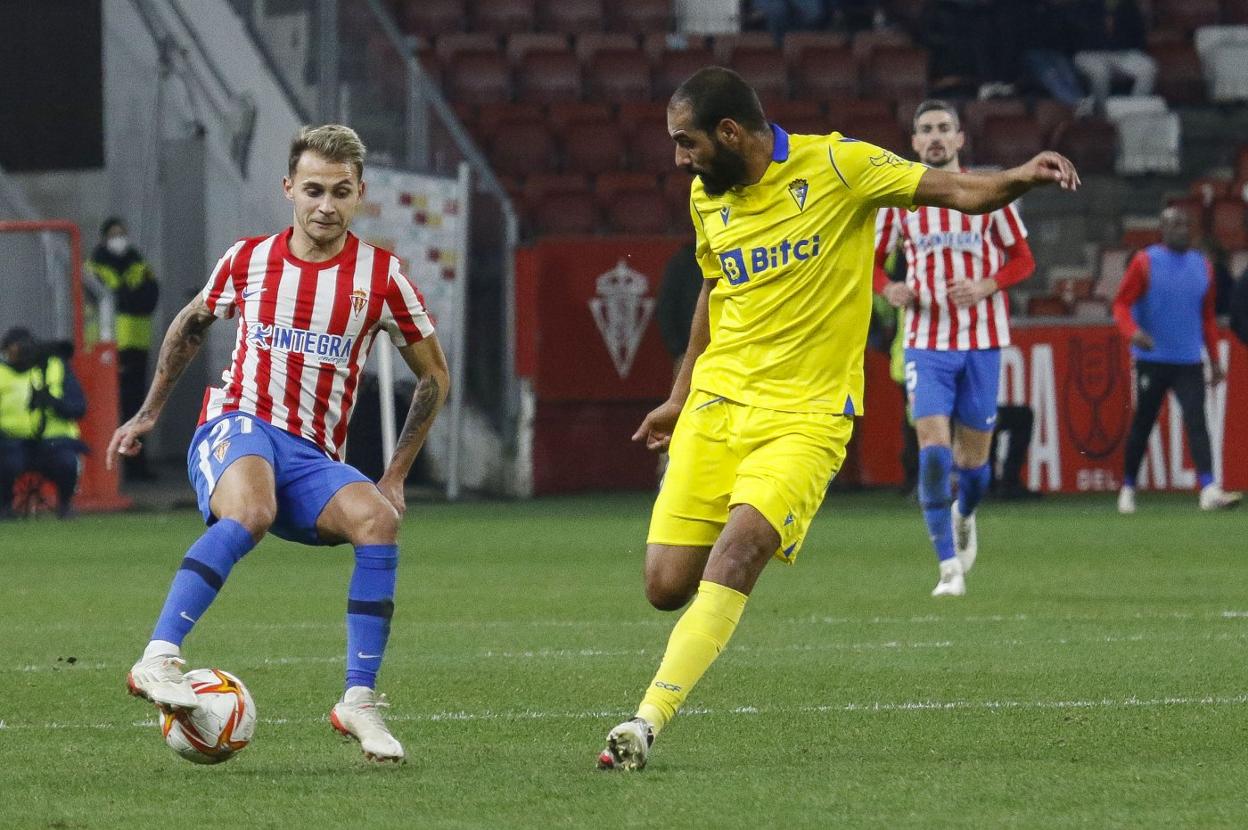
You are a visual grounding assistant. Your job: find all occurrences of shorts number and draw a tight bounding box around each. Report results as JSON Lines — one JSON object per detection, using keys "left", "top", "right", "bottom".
{"left": 904, "top": 360, "right": 918, "bottom": 395}
{"left": 207, "top": 415, "right": 254, "bottom": 445}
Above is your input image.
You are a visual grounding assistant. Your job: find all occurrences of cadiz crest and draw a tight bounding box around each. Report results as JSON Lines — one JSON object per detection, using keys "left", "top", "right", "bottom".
{"left": 588, "top": 260, "right": 655, "bottom": 379}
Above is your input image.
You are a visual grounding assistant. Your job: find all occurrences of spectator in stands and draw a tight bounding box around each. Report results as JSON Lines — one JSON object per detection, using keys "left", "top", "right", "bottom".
{"left": 1113, "top": 207, "right": 1241, "bottom": 514}
{"left": 745, "top": 0, "right": 831, "bottom": 43}
{"left": 87, "top": 217, "right": 159, "bottom": 481}
{"left": 990, "top": 403, "right": 1040, "bottom": 499}
{"left": 0, "top": 327, "right": 88, "bottom": 519}
{"left": 922, "top": 0, "right": 1027, "bottom": 99}
{"left": 1021, "top": 0, "right": 1094, "bottom": 115}
{"left": 1073, "top": 0, "right": 1157, "bottom": 113}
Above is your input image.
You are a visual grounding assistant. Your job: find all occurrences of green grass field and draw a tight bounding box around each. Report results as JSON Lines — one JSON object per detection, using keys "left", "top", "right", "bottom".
{"left": 4, "top": 491, "right": 1247, "bottom": 829}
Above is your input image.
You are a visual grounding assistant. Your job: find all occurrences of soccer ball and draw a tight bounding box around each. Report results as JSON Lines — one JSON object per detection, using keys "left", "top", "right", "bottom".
{"left": 161, "top": 668, "right": 256, "bottom": 764}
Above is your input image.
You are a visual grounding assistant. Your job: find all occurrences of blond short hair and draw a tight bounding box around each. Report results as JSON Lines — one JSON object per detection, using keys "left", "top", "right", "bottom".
{"left": 288, "top": 124, "right": 367, "bottom": 180}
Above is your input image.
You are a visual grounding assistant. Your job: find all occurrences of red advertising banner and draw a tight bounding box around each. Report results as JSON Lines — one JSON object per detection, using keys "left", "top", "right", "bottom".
{"left": 856, "top": 325, "right": 1248, "bottom": 493}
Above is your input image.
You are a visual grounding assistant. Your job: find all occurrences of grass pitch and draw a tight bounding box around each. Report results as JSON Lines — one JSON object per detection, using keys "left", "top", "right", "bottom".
{"left": 4, "top": 490, "right": 1247, "bottom": 829}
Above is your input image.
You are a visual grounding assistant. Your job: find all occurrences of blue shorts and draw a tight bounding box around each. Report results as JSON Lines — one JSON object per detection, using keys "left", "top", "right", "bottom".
{"left": 187, "top": 412, "right": 371, "bottom": 546}
{"left": 904, "top": 348, "right": 1001, "bottom": 431}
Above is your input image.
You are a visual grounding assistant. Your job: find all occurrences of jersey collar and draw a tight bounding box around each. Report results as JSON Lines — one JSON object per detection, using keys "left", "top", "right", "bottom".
{"left": 770, "top": 123, "right": 790, "bottom": 163}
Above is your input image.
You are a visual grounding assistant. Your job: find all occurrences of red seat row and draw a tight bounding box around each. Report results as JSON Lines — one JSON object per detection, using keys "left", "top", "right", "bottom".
{"left": 392, "top": 0, "right": 672, "bottom": 36}
{"left": 501, "top": 171, "right": 693, "bottom": 236}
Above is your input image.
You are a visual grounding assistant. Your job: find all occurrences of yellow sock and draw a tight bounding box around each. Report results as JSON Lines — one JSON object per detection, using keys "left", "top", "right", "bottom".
{"left": 636, "top": 580, "right": 748, "bottom": 734}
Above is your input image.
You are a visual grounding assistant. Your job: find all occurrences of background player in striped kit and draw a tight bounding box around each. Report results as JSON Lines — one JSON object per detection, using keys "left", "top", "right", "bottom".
{"left": 109, "top": 125, "right": 449, "bottom": 762}
{"left": 875, "top": 100, "right": 1036, "bottom": 597}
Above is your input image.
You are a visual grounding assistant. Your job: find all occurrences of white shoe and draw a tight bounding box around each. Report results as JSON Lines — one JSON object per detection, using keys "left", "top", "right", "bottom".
{"left": 1199, "top": 484, "right": 1243, "bottom": 511}
{"left": 597, "top": 717, "right": 654, "bottom": 771}
{"left": 1117, "top": 486, "right": 1136, "bottom": 515}
{"left": 331, "top": 686, "right": 405, "bottom": 762}
{"left": 952, "top": 502, "right": 977, "bottom": 574}
{"left": 127, "top": 651, "right": 199, "bottom": 711}
{"left": 931, "top": 558, "right": 966, "bottom": 597}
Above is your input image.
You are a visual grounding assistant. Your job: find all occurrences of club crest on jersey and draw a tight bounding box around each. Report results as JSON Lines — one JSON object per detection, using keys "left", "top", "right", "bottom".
{"left": 788, "top": 178, "right": 809, "bottom": 211}
{"left": 720, "top": 206, "right": 730, "bottom": 226}
{"left": 350, "top": 288, "right": 367, "bottom": 316}
{"left": 213, "top": 440, "right": 231, "bottom": 463}
{"left": 246, "top": 323, "right": 355, "bottom": 365}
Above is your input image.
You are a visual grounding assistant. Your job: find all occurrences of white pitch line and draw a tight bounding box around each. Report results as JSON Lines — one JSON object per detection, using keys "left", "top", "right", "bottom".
{"left": 7, "top": 629, "right": 1248, "bottom": 675}
{"left": 3, "top": 693, "right": 1247, "bottom": 733}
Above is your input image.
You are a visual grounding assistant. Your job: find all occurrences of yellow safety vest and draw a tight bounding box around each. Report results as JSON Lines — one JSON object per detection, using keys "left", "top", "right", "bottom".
{"left": 0, "top": 358, "right": 82, "bottom": 440}
{"left": 87, "top": 260, "right": 155, "bottom": 350}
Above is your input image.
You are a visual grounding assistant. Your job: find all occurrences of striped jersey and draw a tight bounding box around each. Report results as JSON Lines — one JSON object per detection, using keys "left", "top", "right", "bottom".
{"left": 875, "top": 203, "right": 1027, "bottom": 350}
{"left": 198, "top": 228, "right": 434, "bottom": 460}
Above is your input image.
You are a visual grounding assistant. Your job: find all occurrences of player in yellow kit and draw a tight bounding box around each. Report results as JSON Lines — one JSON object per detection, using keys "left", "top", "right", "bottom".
{"left": 596, "top": 67, "right": 1081, "bottom": 771}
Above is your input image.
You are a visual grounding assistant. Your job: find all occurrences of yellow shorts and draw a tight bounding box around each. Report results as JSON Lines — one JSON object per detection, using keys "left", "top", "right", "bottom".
{"left": 647, "top": 389, "right": 853, "bottom": 563}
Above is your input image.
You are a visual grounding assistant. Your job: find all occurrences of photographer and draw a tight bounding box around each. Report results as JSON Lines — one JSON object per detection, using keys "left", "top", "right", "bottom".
{"left": 0, "top": 327, "right": 88, "bottom": 518}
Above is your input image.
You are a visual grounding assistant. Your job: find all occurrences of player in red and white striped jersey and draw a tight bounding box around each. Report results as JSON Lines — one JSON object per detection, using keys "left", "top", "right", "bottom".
{"left": 108, "top": 125, "right": 449, "bottom": 763}
{"left": 874, "top": 101, "right": 1036, "bottom": 598}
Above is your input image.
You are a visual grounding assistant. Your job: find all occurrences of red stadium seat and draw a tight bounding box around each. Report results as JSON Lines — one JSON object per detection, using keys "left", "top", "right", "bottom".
{"left": 523, "top": 172, "right": 591, "bottom": 210}
{"left": 1190, "top": 176, "right": 1233, "bottom": 207}
{"left": 604, "top": 190, "right": 673, "bottom": 234}
{"left": 516, "top": 50, "right": 582, "bottom": 103}
{"left": 586, "top": 49, "right": 654, "bottom": 103}
{"left": 1154, "top": 0, "right": 1220, "bottom": 33}
{"left": 473, "top": 102, "right": 544, "bottom": 138}
{"left": 628, "top": 117, "right": 675, "bottom": 173}
{"left": 662, "top": 173, "right": 694, "bottom": 231}
{"left": 561, "top": 122, "right": 628, "bottom": 175}
{"left": 1026, "top": 295, "right": 1071, "bottom": 317}
{"left": 769, "top": 101, "right": 826, "bottom": 136}
{"left": 851, "top": 28, "right": 912, "bottom": 61}
{"left": 610, "top": 0, "right": 673, "bottom": 33}
{"left": 782, "top": 31, "right": 850, "bottom": 66}
{"left": 730, "top": 48, "right": 791, "bottom": 108}
{"left": 792, "top": 46, "right": 858, "bottom": 101}
{"left": 396, "top": 0, "right": 465, "bottom": 35}
{"left": 1095, "top": 247, "right": 1131, "bottom": 299}
{"left": 434, "top": 33, "right": 499, "bottom": 64}
{"left": 980, "top": 114, "right": 1044, "bottom": 168}
{"left": 474, "top": 0, "right": 536, "bottom": 33}
{"left": 507, "top": 33, "right": 570, "bottom": 63}
{"left": 618, "top": 101, "right": 668, "bottom": 128}
{"left": 539, "top": 0, "right": 604, "bottom": 34}
{"left": 837, "top": 114, "right": 907, "bottom": 152}
{"left": 642, "top": 32, "right": 710, "bottom": 61}
{"left": 1212, "top": 198, "right": 1248, "bottom": 250}
{"left": 1149, "top": 42, "right": 1205, "bottom": 105}
{"left": 447, "top": 51, "right": 511, "bottom": 104}
{"left": 826, "top": 98, "right": 894, "bottom": 130}
{"left": 1033, "top": 99, "right": 1074, "bottom": 145}
{"left": 1119, "top": 216, "right": 1163, "bottom": 250}
{"left": 655, "top": 48, "right": 715, "bottom": 100}
{"left": 1056, "top": 118, "right": 1117, "bottom": 175}
{"left": 595, "top": 171, "right": 660, "bottom": 202}
{"left": 532, "top": 191, "right": 601, "bottom": 235}
{"left": 575, "top": 33, "right": 639, "bottom": 62}
{"left": 712, "top": 32, "right": 775, "bottom": 64}
{"left": 1228, "top": 0, "right": 1248, "bottom": 24}
{"left": 862, "top": 46, "right": 929, "bottom": 102}
{"left": 546, "top": 101, "right": 613, "bottom": 131}
{"left": 487, "top": 121, "right": 556, "bottom": 177}
{"left": 960, "top": 98, "right": 1026, "bottom": 146}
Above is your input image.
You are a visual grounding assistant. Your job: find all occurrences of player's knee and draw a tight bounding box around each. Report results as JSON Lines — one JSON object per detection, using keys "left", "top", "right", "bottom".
{"left": 356, "top": 501, "right": 400, "bottom": 544}
{"left": 222, "top": 501, "right": 276, "bottom": 540}
{"left": 644, "top": 577, "right": 696, "bottom": 611}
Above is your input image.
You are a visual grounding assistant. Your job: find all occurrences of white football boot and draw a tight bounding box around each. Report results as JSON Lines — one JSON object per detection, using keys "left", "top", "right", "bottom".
{"left": 952, "top": 502, "right": 978, "bottom": 574}
{"left": 1117, "top": 486, "right": 1136, "bottom": 515}
{"left": 1199, "top": 483, "right": 1243, "bottom": 511}
{"left": 331, "top": 686, "right": 405, "bottom": 763}
{"left": 127, "top": 648, "right": 199, "bottom": 711}
{"left": 597, "top": 717, "right": 654, "bottom": 771}
{"left": 931, "top": 557, "right": 966, "bottom": 598}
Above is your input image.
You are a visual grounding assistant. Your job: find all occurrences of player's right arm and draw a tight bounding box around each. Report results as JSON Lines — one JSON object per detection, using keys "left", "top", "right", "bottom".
{"left": 914, "top": 151, "right": 1081, "bottom": 214}
{"left": 106, "top": 294, "right": 217, "bottom": 467}
{"left": 633, "top": 278, "right": 714, "bottom": 452}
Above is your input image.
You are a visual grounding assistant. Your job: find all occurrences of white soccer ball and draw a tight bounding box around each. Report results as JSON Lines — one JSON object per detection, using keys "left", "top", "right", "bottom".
{"left": 161, "top": 668, "right": 256, "bottom": 764}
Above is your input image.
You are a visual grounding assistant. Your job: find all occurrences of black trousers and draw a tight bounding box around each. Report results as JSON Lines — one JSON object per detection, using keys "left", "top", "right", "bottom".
{"left": 0, "top": 437, "right": 81, "bottom": 517}
{"left": 118, "top": 347, "right": 150, "bottom": 477}
{"left": 990, "top": 404, "right": 1034, "bottom": 489}
{"left": 1123, "top": 360, "right": 1212, "bottom": 483}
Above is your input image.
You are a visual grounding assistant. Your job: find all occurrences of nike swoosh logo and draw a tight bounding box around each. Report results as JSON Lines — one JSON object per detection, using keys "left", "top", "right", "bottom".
{"left": 242, "top": 287, "right": 265, "bottom": 299}
{"left": 356, "top": 652, "right": 381, "bottom": 660}
{"left": 180, "top": 611, "right": 198, "bottom": 623}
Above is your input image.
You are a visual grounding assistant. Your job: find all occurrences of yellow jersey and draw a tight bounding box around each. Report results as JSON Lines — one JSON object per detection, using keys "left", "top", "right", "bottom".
{"left": 689, "top": 125, "right": 926, "bottom": 415}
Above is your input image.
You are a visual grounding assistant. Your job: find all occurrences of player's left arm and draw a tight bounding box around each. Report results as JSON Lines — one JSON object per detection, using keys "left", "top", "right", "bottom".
{"left": 914, "top": 151, "right": 1081, "bottom": 215}
{"left": 377, "top": 335, "right": 451, "bottom": 514}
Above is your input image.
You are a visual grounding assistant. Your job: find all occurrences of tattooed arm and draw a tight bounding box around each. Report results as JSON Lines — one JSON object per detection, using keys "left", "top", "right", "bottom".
{"left": 106, "top": 295, "right": 217, "bottom": 468}
{"left": 376, "top": 334, "right": 451, "bottom": 515}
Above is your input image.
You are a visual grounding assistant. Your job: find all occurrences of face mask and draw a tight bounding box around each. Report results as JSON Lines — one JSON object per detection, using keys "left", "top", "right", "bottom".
{"left": 106, "top": 236, "right": 129, "bottom": 256}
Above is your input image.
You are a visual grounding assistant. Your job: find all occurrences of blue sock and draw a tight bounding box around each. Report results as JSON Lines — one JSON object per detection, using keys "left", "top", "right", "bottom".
{"left": 1197, "top": 471, "right": 1214, "bottom": 489}
{"left": 919, "top": 445, "right": 955, "bottom": 562}
{"left": 345, "top": 544, "right": 398, "bottom": 691}
{"left": 956, "top": 463, "right": 991, "bottom": 517}
{"left": 151, "top": 519, "right": 255, "bottom": 646}
{"left": 1124, "top": 474, "right": 1137, "bottom": 488}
